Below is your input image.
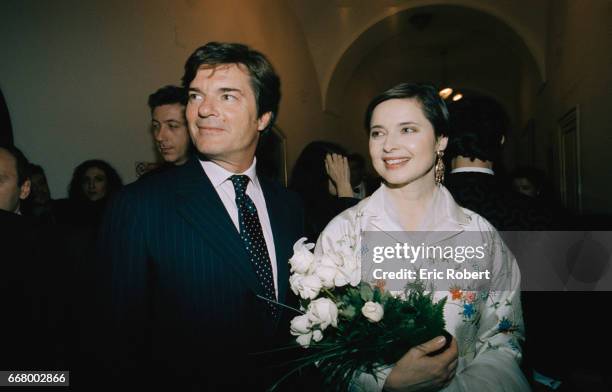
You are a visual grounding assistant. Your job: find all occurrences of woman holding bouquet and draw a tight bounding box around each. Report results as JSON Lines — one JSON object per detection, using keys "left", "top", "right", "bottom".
{"left": 314, "top": 83, "right": 530, "bottom": 391}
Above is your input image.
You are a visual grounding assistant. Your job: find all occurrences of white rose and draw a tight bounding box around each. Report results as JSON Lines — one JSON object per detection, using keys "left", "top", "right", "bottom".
{"left": 314, "top": 255, "right": 338, "bottom": 289}
{"left": 289, "top": 238, "right": 316, "bottom": 274}
{"left": 295, "top": 332, "right": 313, "bottom": 348}
{"left": 290, "top": 314, "right": 312, "bottom": 335}
{"left": 361, "top": 301, "right": 384, "bottom": 322}
{"left": 312, "top": 329, "right": 323, "bottom": 342}
{"left": 334, "top": 253, "right": 361, "bottom": 287}
{"left": 334, "top": 269, "right": 350, "bottom": 287}
{"left": 289, "top": 273, "right": 303, "bottom": 296}
{"left": 307, "top": 297, "right": 338, "bottom": 330}
{"left": 298, "top": 274, "right": 323, "bottom": 300}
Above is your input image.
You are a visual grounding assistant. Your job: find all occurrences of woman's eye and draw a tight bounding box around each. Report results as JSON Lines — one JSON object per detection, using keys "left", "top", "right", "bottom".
{"left": 401, "top": 127, "right": 416, "bottom": 134}
{"left": 370, "top": 130, "right": 382, "bottom": 138}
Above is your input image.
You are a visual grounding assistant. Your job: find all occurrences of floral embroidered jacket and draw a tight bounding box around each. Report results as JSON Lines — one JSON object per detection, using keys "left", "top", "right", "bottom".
{"left": 314, "top": 184, "right": 530, "bottom": 391}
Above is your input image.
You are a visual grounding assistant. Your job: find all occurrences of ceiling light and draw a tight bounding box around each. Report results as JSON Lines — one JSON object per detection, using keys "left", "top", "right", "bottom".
{"left": 439, "top": 88, "right": 453, "bottom": 99}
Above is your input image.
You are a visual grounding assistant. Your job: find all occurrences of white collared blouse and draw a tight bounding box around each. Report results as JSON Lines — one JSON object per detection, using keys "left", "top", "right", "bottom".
{"left": 315, "top": 184, "right": 530, "bottom": 392}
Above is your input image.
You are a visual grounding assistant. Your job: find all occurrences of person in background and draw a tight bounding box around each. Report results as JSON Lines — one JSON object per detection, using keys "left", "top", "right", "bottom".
{"left": 444, "top": 95, "right": 554, "bottom": 230}
{"left": 55, "top": 159, "right": 122, "bottom": 229}
{"left": 0, "top": 145, "right": 31, "bottom": 214}
{"left": 22, "top": 163, "right": 57, "bottom": 223}
{"left": 0, "top": 145, "right": 67, "bottom": 371}
{"left": 348, "top": 152, "right": 379, "bottom": 199}
{"left": 348, "top": 153, "right": 367, "bottom": 199}
{"left": 290, "top": 141, "right": 359, "bottom": 241}
{"left": 148, "top": 85, "right": 192, "bottom": 168}
{"left": 511, "top": 166, "right": 544, "bottom": 198}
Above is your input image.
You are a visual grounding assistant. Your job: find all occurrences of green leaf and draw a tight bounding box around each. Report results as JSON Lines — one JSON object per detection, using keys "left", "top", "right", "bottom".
{"left": 340, "top": 305, "right": 357, "bottom": 320}
{"left": 359, "top": 283, "right": 374, "bottom": 302}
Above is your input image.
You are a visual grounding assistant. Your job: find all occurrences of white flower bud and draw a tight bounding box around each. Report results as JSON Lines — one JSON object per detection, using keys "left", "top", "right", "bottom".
{"left": 361, "top": 301, "right": 384, "bottom": 323}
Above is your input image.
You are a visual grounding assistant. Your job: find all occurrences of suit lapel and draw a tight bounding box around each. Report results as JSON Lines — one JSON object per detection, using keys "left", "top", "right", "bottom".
{"left": 174, "top": 158, "right": 263, "bottom": 296}
{"left": 260, "top": 178, "right": 290, "bottom": 306}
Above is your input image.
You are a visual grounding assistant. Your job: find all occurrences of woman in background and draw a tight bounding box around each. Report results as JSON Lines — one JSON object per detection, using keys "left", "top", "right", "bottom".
{"left": 56, "top": 159, "right": 122, "bottom": 228}
{"left": 290, "top": 141, "right": 359, "bottom": 242}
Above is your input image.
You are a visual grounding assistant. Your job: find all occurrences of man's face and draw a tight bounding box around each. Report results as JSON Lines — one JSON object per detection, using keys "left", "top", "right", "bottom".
{"left": 151, "top": 103, "right": 190, "bottom": 165}
{"left": 0, "top": 149, "right": 30, "bottom": 213}
{"left": 186, "top": 64, "right": 271, "bottom": 172}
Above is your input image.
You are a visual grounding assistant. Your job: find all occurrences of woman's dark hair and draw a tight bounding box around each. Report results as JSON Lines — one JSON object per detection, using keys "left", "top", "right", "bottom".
{"left": 68, "top": 159, "right": 123, "bottom": 201}
{"left": 289, "top": 141, "right": 348, "bottom": 205}
{"left": 364, "top": 83, "right": 449, "bottom": 138}
{"left": 181, "top": 42, "right": 281, "bottom": 131}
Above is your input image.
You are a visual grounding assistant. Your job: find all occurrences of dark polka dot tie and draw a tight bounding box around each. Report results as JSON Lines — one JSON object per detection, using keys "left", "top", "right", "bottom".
{"left": 230, "top": 175, "right": 278, "bottom": 318}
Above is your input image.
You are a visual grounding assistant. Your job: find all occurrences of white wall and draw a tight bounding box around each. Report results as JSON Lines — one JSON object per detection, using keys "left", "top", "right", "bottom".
{"left": 0, "top": 0, "right": 328, "bottom": 197}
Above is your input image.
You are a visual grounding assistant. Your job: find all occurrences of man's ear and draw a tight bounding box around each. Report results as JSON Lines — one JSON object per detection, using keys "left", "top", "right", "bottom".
{"left": 257, "top": 112, "right": 273, "bottom": 132}
{"left": 500, "top": 135, "right": 505, "bottom": 145}
{"left": 19, "top": 179, "right": 31, "bottom": 200}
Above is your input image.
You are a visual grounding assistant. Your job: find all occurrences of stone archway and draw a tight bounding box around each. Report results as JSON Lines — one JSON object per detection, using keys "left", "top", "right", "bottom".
{"left": 324, "top": 2, "right": 544, "bottom": 115}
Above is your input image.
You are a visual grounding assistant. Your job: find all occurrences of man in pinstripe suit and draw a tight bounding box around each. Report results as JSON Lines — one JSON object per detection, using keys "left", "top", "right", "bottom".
{"left": 96, "top": 42, "right": 306, "bottom": 391}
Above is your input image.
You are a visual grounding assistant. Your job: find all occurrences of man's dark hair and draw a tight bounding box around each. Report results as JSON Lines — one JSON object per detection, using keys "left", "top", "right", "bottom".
{"left": 364, "top": 83, "right": 449, "bottom": 138}
{"left": 182, "top": 42, "right": 281, "bottom": 131}
{"left": 1, "top": 145, "right": 30, "bottom": 186}
{"left": 147, "top": 85, "right": 187, "bottom": 112}
{"left": 446, "top": 95, "right": 509, "bottom": 162}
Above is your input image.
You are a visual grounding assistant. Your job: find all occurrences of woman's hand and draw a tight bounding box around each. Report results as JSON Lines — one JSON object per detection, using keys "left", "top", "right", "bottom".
{"left": 325, "top": 153, "right": 353, "bottom": 197}
{"left": 384, "top": 335, "right": 459, "bottom": 392}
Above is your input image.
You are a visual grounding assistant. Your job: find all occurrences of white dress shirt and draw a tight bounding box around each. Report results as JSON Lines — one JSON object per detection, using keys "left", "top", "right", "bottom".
{"left": 200, "top": 158, "right": 278, "bottom": 298}
{"left": 450, "top": 167, "right": 494, "bottom": 175}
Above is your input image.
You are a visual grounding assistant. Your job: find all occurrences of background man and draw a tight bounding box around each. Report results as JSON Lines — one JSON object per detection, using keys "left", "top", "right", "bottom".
{"left": 0, "top": 145, "right": 30, "bottom": 213}
{"left": 98, "top": 42, "right": 305, "bottom": 391}
{"left": 0, "top": 146, "right": 67, "bottom": 372}
{"left": 444, "top": 95, "right": 554, "bottom": 230}
{"left": 148, "top": 85, "right": 191, "bottom": 166}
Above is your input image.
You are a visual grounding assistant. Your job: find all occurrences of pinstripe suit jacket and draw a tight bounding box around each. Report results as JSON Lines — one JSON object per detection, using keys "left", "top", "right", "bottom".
{"left": 97, "top": 157, "right": 304, "bottom": 390}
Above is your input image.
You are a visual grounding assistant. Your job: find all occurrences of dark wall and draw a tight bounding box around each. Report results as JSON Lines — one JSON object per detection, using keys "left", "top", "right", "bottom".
{"left": 0, "top": 88, "right": 14, "bottom": 147}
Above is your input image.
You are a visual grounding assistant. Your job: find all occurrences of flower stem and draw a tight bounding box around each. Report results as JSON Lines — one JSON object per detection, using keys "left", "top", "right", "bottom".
{"left": 322, "top": 288, "right": 337, "bottom": 301}
{"left": 256, "top": 295, "right": 304, "bottom": 314}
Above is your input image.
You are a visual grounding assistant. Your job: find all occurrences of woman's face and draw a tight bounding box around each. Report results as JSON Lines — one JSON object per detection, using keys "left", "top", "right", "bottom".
{"left": 81, "top": 167, "right": 107, "bottom": 201}
{"left": 368, "top": 98, "right": 447, "bottom": 188}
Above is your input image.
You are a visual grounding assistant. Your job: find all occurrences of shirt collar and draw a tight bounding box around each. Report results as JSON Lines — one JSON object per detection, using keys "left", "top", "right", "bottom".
{"left": 450, "top": 167, "right": 494, "bottom": 175}
{"left": 200, "top": 157, "right": 260, "bottom": 190}
{"left": 359, "top": 183, "right": 470, "bottom": 230}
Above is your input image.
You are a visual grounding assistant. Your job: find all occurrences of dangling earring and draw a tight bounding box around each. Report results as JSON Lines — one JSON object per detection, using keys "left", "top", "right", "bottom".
{"left": 434, "top": 150, "right": 445, "bottom": 185}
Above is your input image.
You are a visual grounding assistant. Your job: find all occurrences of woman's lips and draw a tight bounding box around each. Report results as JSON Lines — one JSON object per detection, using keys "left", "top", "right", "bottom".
{"left": 383, "top": 157, "right": 410, "bottom": 169}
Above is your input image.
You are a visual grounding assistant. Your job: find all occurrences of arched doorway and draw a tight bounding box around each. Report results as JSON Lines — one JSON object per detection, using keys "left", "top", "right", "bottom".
{"left": 324, "top": 4, "right": 543, "bottom": 171}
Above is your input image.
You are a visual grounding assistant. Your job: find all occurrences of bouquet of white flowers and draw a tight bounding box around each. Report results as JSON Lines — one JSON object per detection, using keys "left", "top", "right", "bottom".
{"left": 270, "top": 238, "right": 449, "bottom": 391}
